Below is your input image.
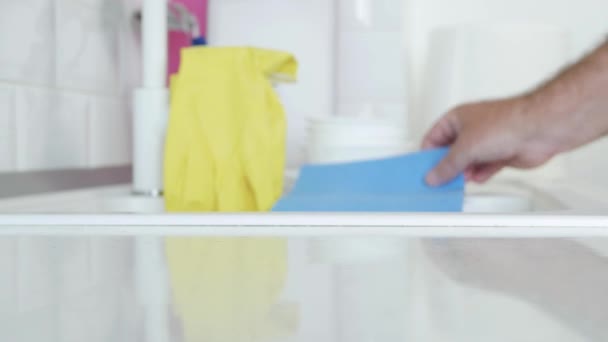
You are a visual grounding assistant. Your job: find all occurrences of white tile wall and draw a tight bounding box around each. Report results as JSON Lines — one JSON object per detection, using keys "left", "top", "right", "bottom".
{"left": 0, "top": 0, "right": 134, "bottom": 173}
{"left": 55, "top": 0, "right": 121, "bottom": 94}
{"left": 88, "top": 97, "right": 131, "bottom": 167}
{"left": 16, "top": 88, "right": 89, "bottom": 170}
{"left": 0, "top": 0, "right": 55, "bottom": 86}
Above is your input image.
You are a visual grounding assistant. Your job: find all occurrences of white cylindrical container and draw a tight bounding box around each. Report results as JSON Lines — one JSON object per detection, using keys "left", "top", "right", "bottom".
{"left": 133, "top": 0, "right": 170, "bottom": 196}
{"left": 335, "top": 0, "right": 408, "bottom": 127}
{"left": 142, "top": 0, "right": 168, "bottom": 88}
{"left": 133, "top": 88, "right": 169, "bottom": 196}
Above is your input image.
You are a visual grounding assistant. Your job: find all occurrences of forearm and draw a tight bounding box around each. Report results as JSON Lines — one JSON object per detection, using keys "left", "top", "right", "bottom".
{"left": 523, "top": 40, "right": 608, "bottom": 153}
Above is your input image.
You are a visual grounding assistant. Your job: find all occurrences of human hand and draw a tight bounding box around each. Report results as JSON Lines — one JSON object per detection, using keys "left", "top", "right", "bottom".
{"left": 422, "top": 98, "right": 559, "bottom": 186}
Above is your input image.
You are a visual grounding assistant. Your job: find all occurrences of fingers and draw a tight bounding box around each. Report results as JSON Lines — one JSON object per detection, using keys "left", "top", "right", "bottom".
{"left": 464, "top": 168, "right": 475, "bottom": 182}
{"left": 427, "top": 151, "right": 506, "bottom": 186}
{"left": 469, "top": 162, "right": 506, "bottom": 183}
{"left": 425, "top": 140, "right": 470, "bottom": 186}
{"left": 422, "top": 102, "right": 521, "bottom": 186}
{"left": 421, "top": 114, "right": 458, "bottom": 150}
{"left": 422, "top": 108, "right": 476, "bottom": 186}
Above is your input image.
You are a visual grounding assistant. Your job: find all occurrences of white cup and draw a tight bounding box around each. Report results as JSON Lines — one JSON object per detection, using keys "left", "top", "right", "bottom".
{"left": 306, "top": 117, "right": 411, "bottom": 164}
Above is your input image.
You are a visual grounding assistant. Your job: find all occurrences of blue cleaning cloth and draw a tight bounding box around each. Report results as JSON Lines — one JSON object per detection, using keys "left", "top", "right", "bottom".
{"left": 273, "top": 148, "right": 465, "bottom": 212}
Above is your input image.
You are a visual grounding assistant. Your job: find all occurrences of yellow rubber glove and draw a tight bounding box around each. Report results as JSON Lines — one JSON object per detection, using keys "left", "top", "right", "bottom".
{"left": 164, "top": 47, "right": 298, "bottom": 342}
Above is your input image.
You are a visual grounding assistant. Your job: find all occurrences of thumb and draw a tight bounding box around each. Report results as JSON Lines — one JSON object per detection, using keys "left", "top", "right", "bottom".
{"left": 426, "top": 142, "right": 470, "bottom": 186}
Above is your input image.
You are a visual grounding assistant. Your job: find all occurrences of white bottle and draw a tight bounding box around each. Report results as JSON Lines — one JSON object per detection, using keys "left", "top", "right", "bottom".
{"left": 335, "top": 0, "right": 409, "bottom": 128}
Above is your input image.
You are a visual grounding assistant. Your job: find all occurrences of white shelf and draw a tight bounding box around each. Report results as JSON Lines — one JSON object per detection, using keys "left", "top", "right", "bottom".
{"left": 0, "top": 213, "right": 605, "bottom": 237}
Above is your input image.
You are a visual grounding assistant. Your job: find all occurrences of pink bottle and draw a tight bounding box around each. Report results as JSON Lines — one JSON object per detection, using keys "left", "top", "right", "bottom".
{"left": 168, "top": 0, "right": 207, "bottom": 78}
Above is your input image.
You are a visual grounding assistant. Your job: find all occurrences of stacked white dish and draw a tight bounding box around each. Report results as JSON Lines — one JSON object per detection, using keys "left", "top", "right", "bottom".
{"left": 305, "top": 117, "right": 413, "bottom": 164}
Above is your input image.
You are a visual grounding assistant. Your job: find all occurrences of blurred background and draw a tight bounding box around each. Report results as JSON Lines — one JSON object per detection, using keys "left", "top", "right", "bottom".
{"left": 1, "top": 1, "right": 608, "bottom": 342}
